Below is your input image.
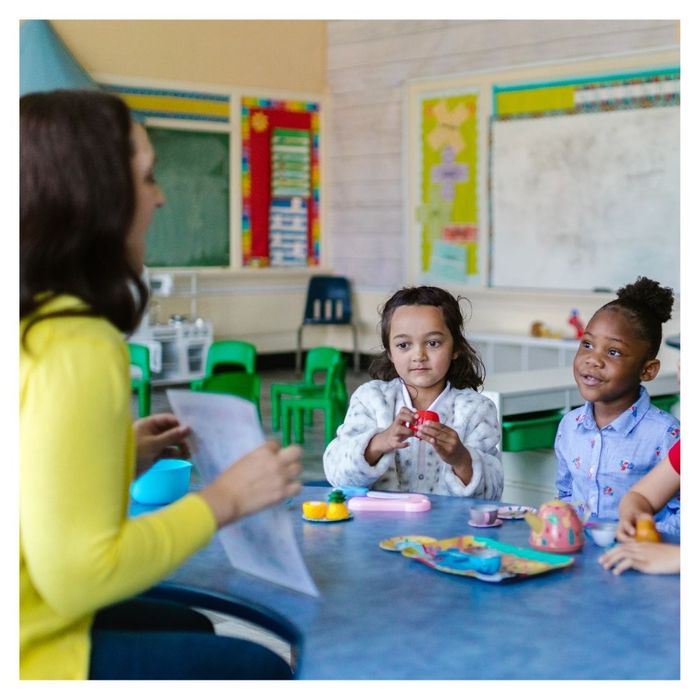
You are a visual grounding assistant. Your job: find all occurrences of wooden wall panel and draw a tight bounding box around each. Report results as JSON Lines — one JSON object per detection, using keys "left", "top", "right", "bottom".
{"left": 325, "top": 19, "right": 678, "bottom": 291}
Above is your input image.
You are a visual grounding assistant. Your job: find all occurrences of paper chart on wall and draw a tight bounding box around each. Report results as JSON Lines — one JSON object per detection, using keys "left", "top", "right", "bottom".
{"left": 167, "top": 390, "right": 319, "bottom": 597}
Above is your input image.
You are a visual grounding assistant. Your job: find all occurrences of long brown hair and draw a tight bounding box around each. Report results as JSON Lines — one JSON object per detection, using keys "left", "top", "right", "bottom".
{"left": 368, "top": 286, "right": 485, "bottom": 390}
{"left": 20, "top": 89, "right": 147, "bottom": 343}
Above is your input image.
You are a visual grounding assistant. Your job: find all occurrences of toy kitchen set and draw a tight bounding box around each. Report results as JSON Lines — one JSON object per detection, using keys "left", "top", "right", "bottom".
{"left": 129, "top": 272, "right": 213, "bottom": 385}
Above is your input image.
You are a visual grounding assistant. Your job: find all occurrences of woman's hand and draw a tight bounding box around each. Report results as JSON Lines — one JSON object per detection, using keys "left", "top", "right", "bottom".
{"left": 417, "top": 420, "right": 473, "bottom": 485}
{"left": 599, "top": 542, "right": 680, "bottom": 575}
{"left": 133, "top": 413, "right": 191, "bottom": 476}
{"left": 364, "top": 407, "right": 416, "bottom": 465}
{"left": 200, "top": 441, "right": 303, "bottom": 527}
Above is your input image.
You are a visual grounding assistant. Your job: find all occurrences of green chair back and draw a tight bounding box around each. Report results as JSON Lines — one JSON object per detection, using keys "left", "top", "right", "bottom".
{"left": 198, "top": 372, "right": 262, "bottom": 420}
{"left": 128, "top": 342, "right": 151, "bottom": 417}
{"left": 270, "top": 347, "right": 347, "bottom": 432}
{"left": 191, "top": 339, "right": 258, "bottom": 391}
{"left": 206, "top": 340, "right": 257, "bottom": 375}
{"left": 280, "top": 354, "right": 348, "bottom": 446}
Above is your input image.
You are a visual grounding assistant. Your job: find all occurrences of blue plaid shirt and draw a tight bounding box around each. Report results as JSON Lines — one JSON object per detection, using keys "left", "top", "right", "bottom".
{"left": 555, "top": 386, "right": 680, "bottom": 534}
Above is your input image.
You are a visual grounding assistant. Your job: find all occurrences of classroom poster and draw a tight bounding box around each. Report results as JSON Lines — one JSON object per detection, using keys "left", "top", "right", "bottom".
{"left": 241, "top": 97, "right": 320, "bottom": 267}
{"left": 417, "top": 92, "right": 479, "bottom": 282}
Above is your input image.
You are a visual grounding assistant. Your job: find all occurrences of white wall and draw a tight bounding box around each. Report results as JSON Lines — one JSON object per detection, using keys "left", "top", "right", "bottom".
{"left": 325, "top": 19, "right": 679, "bottom": 290}
{"left": 130, "top": 21, "right": 681, "bottom": 361}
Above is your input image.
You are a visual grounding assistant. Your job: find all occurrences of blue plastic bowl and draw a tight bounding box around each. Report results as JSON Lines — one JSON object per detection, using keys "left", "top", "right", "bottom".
{"left": 130, "top": 458, "right": 192, "bottom": 505}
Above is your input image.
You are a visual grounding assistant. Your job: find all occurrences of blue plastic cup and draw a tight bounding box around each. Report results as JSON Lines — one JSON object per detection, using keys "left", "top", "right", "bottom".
{"left": 130, "top": 458, "right": 192, "bottom": 505}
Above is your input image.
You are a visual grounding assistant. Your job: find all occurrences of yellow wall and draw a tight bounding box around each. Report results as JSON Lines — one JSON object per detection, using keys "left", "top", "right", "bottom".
{"left": 51, "top": 20, "right": 327, "bottom": 92}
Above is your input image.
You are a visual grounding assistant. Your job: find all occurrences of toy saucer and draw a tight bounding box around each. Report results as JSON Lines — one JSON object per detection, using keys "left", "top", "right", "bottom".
{"left": 498, "top": 505, "right": 536, "bottom": 520}
{"left": 379, "top": 535, "right": 438, "bottom": 552}
{"left": 302, "top": 513, "right": 354, "bottom": 524}
{"left": 468, "top": 518, "right": 503, "bottom": 528}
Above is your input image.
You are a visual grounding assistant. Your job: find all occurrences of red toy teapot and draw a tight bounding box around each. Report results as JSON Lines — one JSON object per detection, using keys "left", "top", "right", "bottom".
{"left": 524, "top": 500, "right": 584, "bottom": 553}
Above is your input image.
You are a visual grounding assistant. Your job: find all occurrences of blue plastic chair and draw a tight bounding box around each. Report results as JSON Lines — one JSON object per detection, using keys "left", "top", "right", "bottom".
{"left": 296, "top": 276, "right": 359, "bottom": 374}
{"left": 128, "top": 342, "right": 151, "bottom": 417}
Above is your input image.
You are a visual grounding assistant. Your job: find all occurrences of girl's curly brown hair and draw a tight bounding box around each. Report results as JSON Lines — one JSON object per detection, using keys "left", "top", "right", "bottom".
{"left": 368, "top": 286, "right": 485, "bottom": 390}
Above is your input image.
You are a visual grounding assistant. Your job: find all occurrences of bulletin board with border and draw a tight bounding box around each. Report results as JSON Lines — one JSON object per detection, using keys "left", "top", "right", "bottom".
{"left": 405, "top": 49, "right": 680, "bottom": 292}
{"left": 241, "top": 97, "right": 321, "bottom": 268}
{"left": 410, "top": 88, "right": 481, "bottom": 285}
{"left": 102, "top": 80, "right": 324, "bottom": 270}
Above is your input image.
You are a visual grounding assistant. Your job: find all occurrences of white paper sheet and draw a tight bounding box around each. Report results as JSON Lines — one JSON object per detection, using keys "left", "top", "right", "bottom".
{"left": 167, "top": 389, "right": 319, "bottom": 597}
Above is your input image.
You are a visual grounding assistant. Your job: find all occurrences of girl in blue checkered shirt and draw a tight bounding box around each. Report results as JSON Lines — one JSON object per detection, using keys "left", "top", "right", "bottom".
{"left": 554, "top": 277, "right": 680, "bottom": 533}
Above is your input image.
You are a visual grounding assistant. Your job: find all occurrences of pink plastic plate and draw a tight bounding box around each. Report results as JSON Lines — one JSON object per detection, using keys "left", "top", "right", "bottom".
{"left": 348, "top": 491, "right": 432, "bottom": 512}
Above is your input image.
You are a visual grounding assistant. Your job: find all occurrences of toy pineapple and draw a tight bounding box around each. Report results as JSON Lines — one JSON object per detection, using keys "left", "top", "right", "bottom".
{"left": 326, "top": 489, "right": 350, "bottom": 520}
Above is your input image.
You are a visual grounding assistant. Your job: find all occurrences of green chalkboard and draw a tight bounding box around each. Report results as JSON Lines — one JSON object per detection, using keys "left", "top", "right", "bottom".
{"left": 145, "top": 127, "right": 230, "bottom": 267}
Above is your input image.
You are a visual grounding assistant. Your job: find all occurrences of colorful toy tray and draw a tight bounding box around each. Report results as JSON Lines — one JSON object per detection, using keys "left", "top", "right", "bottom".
{"left": 384, "top": 534, "right": 574, "bottom": 583}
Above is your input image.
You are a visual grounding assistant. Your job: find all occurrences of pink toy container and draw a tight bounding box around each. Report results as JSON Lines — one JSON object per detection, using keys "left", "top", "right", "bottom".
{"left": 524, "top": 499, "right": 584, "bottom": 553}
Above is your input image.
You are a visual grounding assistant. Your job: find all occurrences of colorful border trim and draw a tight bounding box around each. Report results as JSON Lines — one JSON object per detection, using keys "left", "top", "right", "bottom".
{"left": 241, "top": 97, "right": 320, "bottom": 267}
{"left": 486, "top": 67, "right": 680, "bottom": 286}
{"left": 101, "top": 83, "right": 230, "bottom": 123}
{"left": 492, "top": 67, "right": 680, "bottom": 119}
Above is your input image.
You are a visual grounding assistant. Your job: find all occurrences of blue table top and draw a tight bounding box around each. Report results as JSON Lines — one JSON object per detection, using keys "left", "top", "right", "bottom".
{"left": 167, "top": 486, "right": 679, "bottom": 680}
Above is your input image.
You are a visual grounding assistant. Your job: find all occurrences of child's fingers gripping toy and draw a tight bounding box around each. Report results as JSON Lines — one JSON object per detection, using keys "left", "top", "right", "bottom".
{"left": 408, "top": 410, "right": 440, "bottom": 434}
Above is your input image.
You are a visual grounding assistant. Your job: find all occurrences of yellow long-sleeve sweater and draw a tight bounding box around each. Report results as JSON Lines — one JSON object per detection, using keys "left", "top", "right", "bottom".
{"left": 20, "top": 296, "right": 216, "bottom": 679}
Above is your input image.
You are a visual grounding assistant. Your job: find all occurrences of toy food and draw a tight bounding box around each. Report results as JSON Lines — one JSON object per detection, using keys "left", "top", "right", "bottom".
{"left": 524, "top": 499, "right": 584, "bottom": 553}
{"left": 635, "top": 516, "right": 661, "bottom": 543}
{"left": 302, "top": 501, "right": 328, "bottom": 519}
{"left": 409, "top": 410, "right": 439, "bottom": 433}
{"left": 326, "top": 489, "right": 350, "bottom": 520}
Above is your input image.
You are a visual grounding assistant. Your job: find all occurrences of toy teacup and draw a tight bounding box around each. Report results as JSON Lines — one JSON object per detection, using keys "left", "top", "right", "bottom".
{"left": 469, "top": 504, "right": 500, "bottom": 526}
{"left": 409, "top": 410, "right": 439, "bottom": 433}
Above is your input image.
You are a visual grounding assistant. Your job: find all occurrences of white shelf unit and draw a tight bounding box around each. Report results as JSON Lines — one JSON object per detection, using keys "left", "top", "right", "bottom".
{"left": 470, "top": 333, "right": 579, "bottom": 374}
{"left": 131, "top": 320, "right": 213, "bottom": 386}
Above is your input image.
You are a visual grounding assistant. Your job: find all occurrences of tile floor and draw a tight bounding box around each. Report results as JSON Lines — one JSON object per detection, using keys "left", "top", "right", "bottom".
{"left": 138, "top": 365, "right": 368, "bottom": 662}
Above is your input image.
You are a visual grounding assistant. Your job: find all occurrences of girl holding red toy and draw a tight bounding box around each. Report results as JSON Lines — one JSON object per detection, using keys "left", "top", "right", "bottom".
{"left": 324, "top": 286, "right": 502, "bottom": 499}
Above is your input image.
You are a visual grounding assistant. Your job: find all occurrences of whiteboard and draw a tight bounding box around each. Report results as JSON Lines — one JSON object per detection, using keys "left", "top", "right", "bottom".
{"left": 490, "top": 106, "right": 679, "bottom": 293}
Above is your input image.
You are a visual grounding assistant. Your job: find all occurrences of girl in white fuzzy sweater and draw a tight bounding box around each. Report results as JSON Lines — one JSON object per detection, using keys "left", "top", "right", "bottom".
{"left": 324, "top": 286, "right": 503, "bottom": 499}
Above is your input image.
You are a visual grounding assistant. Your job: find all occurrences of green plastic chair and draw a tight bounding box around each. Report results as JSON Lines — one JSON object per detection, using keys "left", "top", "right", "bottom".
{"left": 270, "top": 347, "right": 347, "bottom": 432}
{"left": 196, "top": 372, "right": 262, "bottom": 420}
{"left": 280, "top": 354, "right": 348, "bottom": 447}
{"left": 128, "top": 342, "right": 151, "bottom": 417}
{"left": 191, "top": 340, "right": 257, "bottom": 391}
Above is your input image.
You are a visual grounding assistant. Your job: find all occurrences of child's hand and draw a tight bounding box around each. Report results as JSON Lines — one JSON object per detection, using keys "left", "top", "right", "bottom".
{"left": 615, "top": 512, "right": 639, "bottom": 542}
{"left": 416, "top": 420, "right": 473, "bottom": 485}
{"left": 598, "top": 542, "right": 680, "bottom": 575}
{"left": 364, "top": 407, "right": 415, "bottom": 465}
{"left": 616, "top": 511, "right": 655, "bottom": 542}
